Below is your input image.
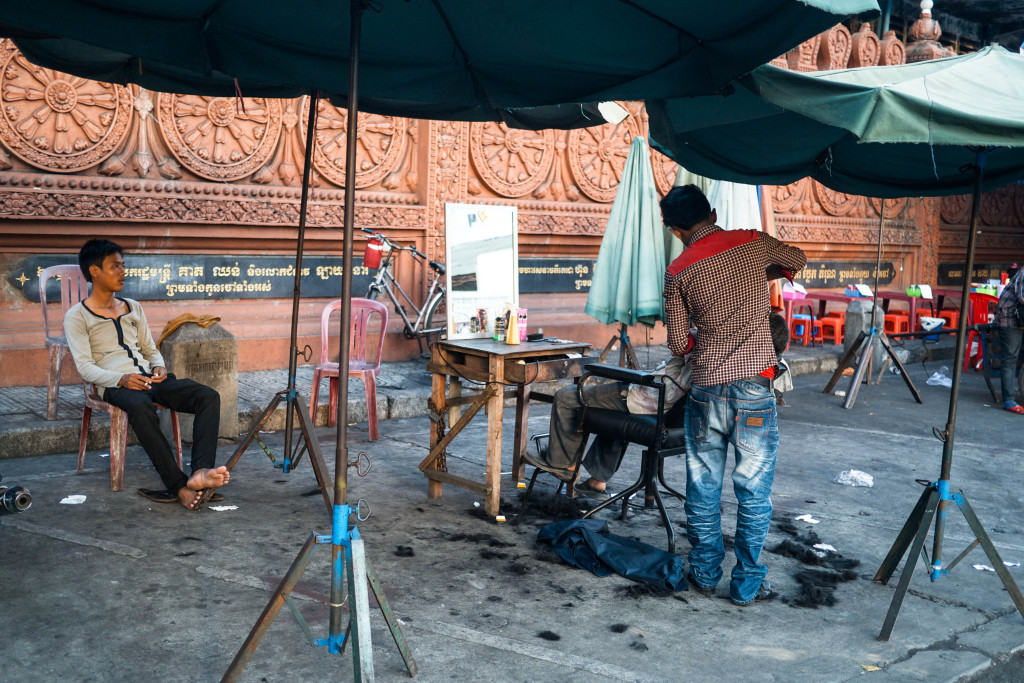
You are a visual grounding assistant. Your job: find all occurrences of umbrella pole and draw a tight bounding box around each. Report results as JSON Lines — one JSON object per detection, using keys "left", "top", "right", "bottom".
{"left": 874, "top": 150, "right": 1024, "bottom": 641}
{"left": 192, "top": 90, "right": 334, "bottom": 514}
{"left": 221, "top": 5, "right": 417, "bottom": 680}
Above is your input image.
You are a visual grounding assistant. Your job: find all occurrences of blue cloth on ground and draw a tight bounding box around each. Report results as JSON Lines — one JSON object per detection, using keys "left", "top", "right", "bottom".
{"left": 537, "top": 519, "right": 688, "bottom": 591}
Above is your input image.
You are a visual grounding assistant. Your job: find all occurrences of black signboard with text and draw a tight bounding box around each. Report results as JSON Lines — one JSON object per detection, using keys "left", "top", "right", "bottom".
{"left": 10, "top": 255, "right": 373, "bottom": 303}
{"left": 518, "top": 258, "right": 597, "bottom": 293}
{"left": 796, "top": 261, "right": 896, "bottom": 289}
{"left": 937, "top": 262, "right": 1013, "bottom": 287}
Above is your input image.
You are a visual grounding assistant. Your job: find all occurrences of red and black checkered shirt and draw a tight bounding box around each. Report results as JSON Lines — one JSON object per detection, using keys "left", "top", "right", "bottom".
{"left": 664, "top": 225, "right": 806, "bottom": 387}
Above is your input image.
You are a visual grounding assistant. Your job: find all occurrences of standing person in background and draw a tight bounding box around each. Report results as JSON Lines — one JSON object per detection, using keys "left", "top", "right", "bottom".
{"left": 661, "top": 185, "right": 806, "bottom": 606}
{"left": 995, "top": 264, "right": 1024, "bottom": 414}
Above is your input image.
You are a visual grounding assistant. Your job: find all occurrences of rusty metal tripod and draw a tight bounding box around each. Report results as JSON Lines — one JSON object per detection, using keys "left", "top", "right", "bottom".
{"left": 220, "top": 4, "right": 417, "bottom": 680}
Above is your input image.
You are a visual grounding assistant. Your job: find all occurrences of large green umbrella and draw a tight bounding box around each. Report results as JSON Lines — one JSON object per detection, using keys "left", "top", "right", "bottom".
{"left": 585, "top": 136, "right": 666, "bottom": 329}
{"left": 1, "top": 0, "right": 877, "bottom": 121}
{"left": 649, "top": 44, "right": 1024, "bottom": 641}
{"left": 1, "top": 0, "right": 880, "bottom": 676}
{"left": 648, "top": 46, "right": 1024, "bottom": 197}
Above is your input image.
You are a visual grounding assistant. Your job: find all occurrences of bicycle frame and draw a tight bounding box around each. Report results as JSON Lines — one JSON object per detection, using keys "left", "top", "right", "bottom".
{"left": 366, "top": 241, "right": 445, "bottom": 339}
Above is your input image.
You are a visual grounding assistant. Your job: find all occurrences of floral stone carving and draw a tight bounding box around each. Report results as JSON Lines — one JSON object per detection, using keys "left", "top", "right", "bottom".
{"left": 157, "top": 93, "right": 282, "bottom": 182}
{"left": 566, "top": 112, "right": 640, "bottom": 203}
{"left": 301, "top": 97, "right": 407, "bottom": 189}
{"left": 469, "top": 122, "right": 554, "bottom": 197}
{"left": 0, "top": 40, "right": 133, "bottom": 173}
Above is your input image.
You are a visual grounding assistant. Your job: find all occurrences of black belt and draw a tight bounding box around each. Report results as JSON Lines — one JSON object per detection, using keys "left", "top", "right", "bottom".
{"left": 740, "top": 374, "right": 773, "bottom": 388}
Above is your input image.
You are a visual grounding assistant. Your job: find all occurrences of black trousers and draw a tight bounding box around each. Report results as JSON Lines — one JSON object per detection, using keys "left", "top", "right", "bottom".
{"left": 104, "top": 374, "right": 220, "bottom": 494}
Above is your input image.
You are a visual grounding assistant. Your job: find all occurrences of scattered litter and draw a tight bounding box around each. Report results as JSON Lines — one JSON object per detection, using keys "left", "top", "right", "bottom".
{"left": 1005, "top": 561, "right": 1021, "bottom": 568}
{"left": 974, "top": 564, "right": 996, "bottom": 572}
{"left": 175, "top": 551, "right": 196, "bottom": 557}
{"left": 517, "top": 482, "right": 526, "bottom": 488}
{"left": 397, "top": 618, "right": 407, "bottom": 626}
{"left": 795, "top": 514, "right": 820, "bottom": 524}
{"left": 862, "top": 664, "right": 882, "bottom": 672}
{"left": 209, "top": 505, "right": 238, "bottom": 511}
{"left": 495, "top": 515, "right": 506, "bottom": 523}
{"left": 98, "top": 453, "right": 110, "bottom": 458}
{"left": 926, "top": 366, "right": 953, "bottom": 388}
{"left": 60, "top": 495, "right": 87, "bottom": 505}
{"left": 833, "top": 469, "right": 874, "bottom": 487}
{"left": 813, "top": 544, "right": 837, "bottom": 552}
{"left": 473, "top": 501, "right": 480, "bottom": 507}
{"left": 259, "top": 430, "right": 275, "bottom": 434}
{"left": 834, "top": 390, "right": 846, "bottom": 397}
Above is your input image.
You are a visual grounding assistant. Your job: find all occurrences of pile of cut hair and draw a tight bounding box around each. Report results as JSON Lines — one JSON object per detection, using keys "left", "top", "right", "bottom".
{"left": 770, "top": 521, "right": 860, "bottom": 608}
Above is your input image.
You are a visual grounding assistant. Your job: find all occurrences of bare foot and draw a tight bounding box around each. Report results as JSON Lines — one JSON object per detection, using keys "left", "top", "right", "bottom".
{"left": 177, "top": 487, "right": 203, "bottom": 510}
{"left": 187, "top": 466, "right": 230, "bottom": 491}
{"left": 580, "top": 477, "right": 606, "bottom": 493}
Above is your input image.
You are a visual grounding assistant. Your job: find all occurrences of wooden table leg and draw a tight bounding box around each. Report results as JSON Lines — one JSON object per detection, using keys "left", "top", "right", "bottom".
{"left": 449, "top": 376, "right": 463, "bottom": 424}
{"left": 428, "top": 346, "right": 447, "bottom": 500}
{"left": 512, "top": 384, "right": 530, "bottom": 482}
{"left": 485, "top": 354, "right": 504, "bottom": 516}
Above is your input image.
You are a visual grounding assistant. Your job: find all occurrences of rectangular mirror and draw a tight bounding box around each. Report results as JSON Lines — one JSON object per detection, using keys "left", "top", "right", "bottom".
{"left": 444, "top": 203, "right": 519, "bottom": 340}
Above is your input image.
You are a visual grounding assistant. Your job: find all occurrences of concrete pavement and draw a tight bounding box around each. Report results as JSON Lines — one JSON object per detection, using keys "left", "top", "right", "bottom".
{"left": 7, "top": 335, "right": 1024, "bottom": 681}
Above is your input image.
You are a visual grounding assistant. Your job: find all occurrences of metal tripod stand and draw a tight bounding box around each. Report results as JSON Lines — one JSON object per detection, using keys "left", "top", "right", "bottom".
{"left": 821, "top": 202, "right": 922, "bottom": 409}
{"left": 872, "top": 150, "right": 1024, "bottom": 640}
{"left": 195, "top": 88, "right": 332, "bottom": 513}
{"left": 221, "top": 5, "right": 417, "bottom": 679}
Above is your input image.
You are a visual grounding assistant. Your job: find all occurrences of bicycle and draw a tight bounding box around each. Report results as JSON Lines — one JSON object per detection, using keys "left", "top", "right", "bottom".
{"left": 360, "top": 227, "right": 447, "bottom": 351}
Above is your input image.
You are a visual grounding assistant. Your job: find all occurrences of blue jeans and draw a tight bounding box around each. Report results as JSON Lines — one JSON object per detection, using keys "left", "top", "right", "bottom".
{"left": 998, "top": 326, "right": 1023, "bottom": 406}
{"left": 683, "top": 380, "right": 778, "bottom": 604}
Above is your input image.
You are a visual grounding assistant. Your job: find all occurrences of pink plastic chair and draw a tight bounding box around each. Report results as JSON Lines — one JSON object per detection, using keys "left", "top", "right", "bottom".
{"left": 79, "top": 383, "right": 182, "bottom": 492}
{"left": 38, "top": 265, "right": 90, "bottom": 420}
{"left": 309, "top": 298, "right": 388, "bottom": 440}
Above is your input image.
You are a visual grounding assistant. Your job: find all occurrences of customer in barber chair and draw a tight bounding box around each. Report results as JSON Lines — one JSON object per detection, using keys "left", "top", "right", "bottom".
{"left": 521, "top": 311, "right": 790, "bottom": 501}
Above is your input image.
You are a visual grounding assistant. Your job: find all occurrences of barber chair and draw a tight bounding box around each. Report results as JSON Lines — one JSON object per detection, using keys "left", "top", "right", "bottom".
{"left": 520, "top": 363, "right": 686, "bottom": 552}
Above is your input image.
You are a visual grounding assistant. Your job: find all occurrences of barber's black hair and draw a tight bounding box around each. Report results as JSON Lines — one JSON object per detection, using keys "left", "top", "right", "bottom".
{"left": 1008, "top": 263, "right": 1020, "bottom": 280}
{"left": 78, "top": 239, "right": 122, "bottom": 283}
{"left": 660, "top": 184, "right": 712, "bottom": 232}
{"left": 769, "top": 311, "right": 790, "bottom": 355}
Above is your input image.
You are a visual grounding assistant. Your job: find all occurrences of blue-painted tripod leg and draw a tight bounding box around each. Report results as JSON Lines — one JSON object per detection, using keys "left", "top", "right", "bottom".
{"left": 879, "top": 488, "right": 939, "bottom": 641}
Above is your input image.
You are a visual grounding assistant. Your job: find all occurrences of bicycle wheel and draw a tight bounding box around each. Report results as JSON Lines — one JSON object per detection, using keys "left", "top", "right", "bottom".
{"left": 422, "top": 290, "right": 447, "bottom": 346}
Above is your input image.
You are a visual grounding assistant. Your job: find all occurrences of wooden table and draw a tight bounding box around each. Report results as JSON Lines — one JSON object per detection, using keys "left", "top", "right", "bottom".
{"left": 782, "top": 290, "right": 852, "bottom": 327}
{"left": 421, "top": 338, "right": 593, "bottom": 516}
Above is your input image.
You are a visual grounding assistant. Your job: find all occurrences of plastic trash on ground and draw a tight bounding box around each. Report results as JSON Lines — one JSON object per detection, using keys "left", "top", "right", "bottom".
{"left": 927, "top": 365, "right": 953, "bottom": 388}
{"left": 834, "top": 469, "right": 874, "bottom": 487}
{"left": 60, "top": 495, "right": 87, "bottom": 504}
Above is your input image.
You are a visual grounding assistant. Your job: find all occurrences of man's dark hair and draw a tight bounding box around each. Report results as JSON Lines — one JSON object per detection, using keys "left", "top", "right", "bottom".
{"left": 660, "top": 184, "right": 711, "bottom": 231}
{"left": 79, "top": 239, "right": 122, "bottom": 283}
{"left": 769, "top": 312, "right": 789, "bottom": 355}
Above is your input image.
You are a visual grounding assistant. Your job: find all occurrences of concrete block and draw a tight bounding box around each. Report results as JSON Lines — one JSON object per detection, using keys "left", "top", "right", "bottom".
{"left": 159, "top": 322, "right": 238, "bottom": 442}
{"left": 845, "top": 299, "right": 886, "bottom": 370}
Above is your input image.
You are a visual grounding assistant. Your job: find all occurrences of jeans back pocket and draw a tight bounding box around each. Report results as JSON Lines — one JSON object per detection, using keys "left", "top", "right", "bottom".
{"left": 735, "top": 408, "right": 772, "bottom": 454}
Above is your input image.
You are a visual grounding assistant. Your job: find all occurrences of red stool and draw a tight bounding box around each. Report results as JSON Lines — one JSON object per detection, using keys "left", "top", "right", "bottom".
{"left": 791, "top": 313, "right": 823, "bottom": 346}
{"left": 938, "top": 309, "right": 960, "bottom": 331}
{"left": 820, "top": 312, "right": 845, "bottom": 345}
{"left": 884, "top": 313, "right": 910, "bottom": 335}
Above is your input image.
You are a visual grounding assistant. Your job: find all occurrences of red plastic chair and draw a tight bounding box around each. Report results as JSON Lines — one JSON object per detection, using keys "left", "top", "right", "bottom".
{"left": 309, "top": 298, "right": 388, "bottom": 440}
{"left": 820, "top": 312, "right": 845, "bottom": 345}
{"left": 78, "top": 383, "right": 182, "bottom": 492}
{"left": 964, "top": 293, "right": 999, "bottom": 371}
{"left": 38, "top": 265, "right": 90, "bottom": 420}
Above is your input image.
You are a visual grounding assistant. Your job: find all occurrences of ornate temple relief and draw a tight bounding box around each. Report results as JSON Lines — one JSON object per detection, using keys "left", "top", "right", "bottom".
{"left": 848, "top": 23, "right": 880, "bottom": 68}
{"left": 0, "top": 39, "right": 133, "bottom": 173}
{"left": 817, "top": 24, "right": 852, "bottom": 70}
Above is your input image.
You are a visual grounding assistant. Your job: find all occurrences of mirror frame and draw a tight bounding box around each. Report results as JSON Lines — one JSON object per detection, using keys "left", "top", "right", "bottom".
{"left": 444, "top": 203, "right": 519, "bottom": 340}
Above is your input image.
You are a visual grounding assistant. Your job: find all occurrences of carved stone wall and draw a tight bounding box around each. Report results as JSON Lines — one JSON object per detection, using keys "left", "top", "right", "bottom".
{"left": 7, "top": 27, "right": 1016, "bottom": 386}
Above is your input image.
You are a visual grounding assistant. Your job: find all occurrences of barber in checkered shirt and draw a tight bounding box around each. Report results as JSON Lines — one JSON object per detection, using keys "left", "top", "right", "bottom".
{"left": 662, "top": 185, "right": 806, "bottom": 606}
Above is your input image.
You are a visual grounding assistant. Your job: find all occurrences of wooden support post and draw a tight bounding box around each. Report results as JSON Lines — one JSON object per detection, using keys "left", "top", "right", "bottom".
{"left": 485, "top": 353, "right": 504, "bottom": 515}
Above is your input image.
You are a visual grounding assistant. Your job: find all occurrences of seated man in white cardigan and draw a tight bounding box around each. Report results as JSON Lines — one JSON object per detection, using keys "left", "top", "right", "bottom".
{"left": 64, "top": 239, "right": 229, "bottom": 509}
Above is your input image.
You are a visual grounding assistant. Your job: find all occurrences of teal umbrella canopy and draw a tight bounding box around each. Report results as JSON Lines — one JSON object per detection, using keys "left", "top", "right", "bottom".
{"left": 585, "top": 137, "right": 667, "bottom": 327}
{"left": 648, "top": 46, "right": 1024, "bottom": 197}
{"left": 2, "top": 0, "right": 877, "bottom": 121}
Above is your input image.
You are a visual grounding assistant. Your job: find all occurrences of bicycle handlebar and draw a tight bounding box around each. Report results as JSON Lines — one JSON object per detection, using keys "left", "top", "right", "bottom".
{"left": 361, "top": 229, "right": 429, "bottom": 261}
